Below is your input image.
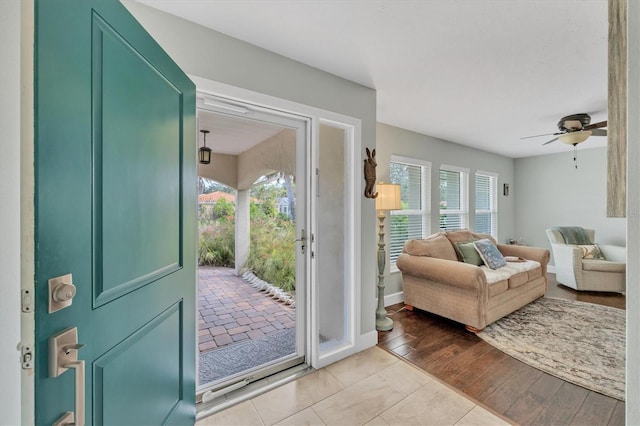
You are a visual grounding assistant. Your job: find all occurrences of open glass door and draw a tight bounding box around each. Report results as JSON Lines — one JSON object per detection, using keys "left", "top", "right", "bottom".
{"left": 195, "top": 95, "right": 309, "bottom": 404}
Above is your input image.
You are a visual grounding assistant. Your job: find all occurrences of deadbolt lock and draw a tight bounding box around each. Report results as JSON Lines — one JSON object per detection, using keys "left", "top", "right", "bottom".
{"left": 48, "top": 274, "right": 76, "bottom": 313}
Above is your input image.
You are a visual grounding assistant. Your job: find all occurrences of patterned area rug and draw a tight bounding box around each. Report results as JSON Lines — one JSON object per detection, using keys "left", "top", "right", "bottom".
{"left": 477, "top": 297, "right": 625, "bottom": 400}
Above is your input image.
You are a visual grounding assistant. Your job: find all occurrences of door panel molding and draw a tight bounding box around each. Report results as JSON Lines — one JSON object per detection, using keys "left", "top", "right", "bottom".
{"left": 93, "top": 301, "right": 184, "bottom": 424}
{"left": 92, "top": 11, "right": 185, "bottom": 307}
{"left": 34, "top": 1, "right": 196, "bottom": 423}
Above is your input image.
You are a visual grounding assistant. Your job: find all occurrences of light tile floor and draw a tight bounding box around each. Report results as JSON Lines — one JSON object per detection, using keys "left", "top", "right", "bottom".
{"left": 196, "top": 346, "right": 510, "bottom": 426}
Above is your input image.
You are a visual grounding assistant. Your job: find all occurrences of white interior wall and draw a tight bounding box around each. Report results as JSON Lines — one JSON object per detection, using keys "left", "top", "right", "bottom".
{"left": 0, "top": 2, "right": 23, "bottom": 424}
{"left": 376, "top": 123, "right": 516, "bottom": 297}
{"left": 122, "top": 1, "right": 378, "bottom": 337}
{"left": 514, "top": 147, "right": 626, "bottom": 266}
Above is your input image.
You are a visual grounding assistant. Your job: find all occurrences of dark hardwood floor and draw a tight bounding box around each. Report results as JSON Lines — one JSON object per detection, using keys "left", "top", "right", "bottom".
{"left": 378, "top": 273, "right": 626, "bottom": 425}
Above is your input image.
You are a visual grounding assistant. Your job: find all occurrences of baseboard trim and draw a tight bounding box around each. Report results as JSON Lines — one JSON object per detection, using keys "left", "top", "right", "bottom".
{"left": 384, "top": 291, "right": 404, "bottom": 307}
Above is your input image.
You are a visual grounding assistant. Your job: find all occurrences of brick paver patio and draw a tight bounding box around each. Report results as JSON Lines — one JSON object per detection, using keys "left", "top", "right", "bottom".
{"left": 197, "top": 266, "right": 296, "bottom": 353}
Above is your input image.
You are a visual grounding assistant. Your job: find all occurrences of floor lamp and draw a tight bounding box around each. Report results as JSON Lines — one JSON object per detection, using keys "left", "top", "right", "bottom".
{"left": 375, "top": 182, "right": 402, "bottom": 331}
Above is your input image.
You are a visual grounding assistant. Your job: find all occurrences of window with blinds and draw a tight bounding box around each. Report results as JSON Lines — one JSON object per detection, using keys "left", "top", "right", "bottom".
{"left": 439, "top": 166, "right": 469, "bottom": 231}
{"left": 389, "top": 156, "right": 431, "bottom": 266}
{"left": 475, "top": 172, "right": 498, "bottom": 237}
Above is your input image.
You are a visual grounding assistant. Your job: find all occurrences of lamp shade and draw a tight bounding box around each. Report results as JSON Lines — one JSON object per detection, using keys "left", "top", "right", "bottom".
{"left": 558, "top": 130, "right": 592, "bottom": 145}
{"left": 375, "top": 182, "right": 402, "bottom": 211}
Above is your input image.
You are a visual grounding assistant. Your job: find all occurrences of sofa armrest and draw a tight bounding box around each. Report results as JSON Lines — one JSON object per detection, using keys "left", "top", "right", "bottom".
{"left": 598, "top": 244, "right": 626, "bottom": 263}
{"left": 396, "top": 254, "right": 486, "bottom": 290}
{"left": 497, "top": 244, "right": 550, "bottom": 266}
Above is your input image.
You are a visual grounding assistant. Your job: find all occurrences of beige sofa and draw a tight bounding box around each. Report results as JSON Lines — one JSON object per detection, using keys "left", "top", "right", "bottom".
{"left": 396, "top": 229, "right": 550, "bottom": 332}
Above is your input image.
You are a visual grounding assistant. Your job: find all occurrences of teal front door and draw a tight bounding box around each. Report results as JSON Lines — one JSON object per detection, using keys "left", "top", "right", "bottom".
{"left": 34, "top": 1, "right": 196, "bottom": 424}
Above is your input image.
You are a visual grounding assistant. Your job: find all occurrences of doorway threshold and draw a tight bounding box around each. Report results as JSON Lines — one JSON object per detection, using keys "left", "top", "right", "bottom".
{"left": 196, "top": 363, "right": 313, "bottom": 421}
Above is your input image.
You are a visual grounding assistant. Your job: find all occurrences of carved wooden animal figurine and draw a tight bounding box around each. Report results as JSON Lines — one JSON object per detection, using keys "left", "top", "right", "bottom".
{"left": 364, "top": 148, "right": 378, "bottom": 198}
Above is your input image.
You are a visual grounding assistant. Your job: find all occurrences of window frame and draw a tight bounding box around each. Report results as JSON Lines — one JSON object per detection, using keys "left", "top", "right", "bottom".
{"left": 439, "top": 165, "right": 469, "bottom": 232}
{"left": 474, "top": 170, "right": 499, "bottom": 238}
{"left": 389, "top": 155, "right": 432, "bottom": 271}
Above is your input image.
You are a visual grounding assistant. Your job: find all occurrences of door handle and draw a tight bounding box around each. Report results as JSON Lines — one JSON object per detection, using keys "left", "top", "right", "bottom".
{"left": 64, "top": 360, "right": 85, "bottom": 426}
{"left": 295, "top": 229, "right": 306, "bottom": 254}
{"left": 50, "top": 327, "right": 85, "bottom": 426}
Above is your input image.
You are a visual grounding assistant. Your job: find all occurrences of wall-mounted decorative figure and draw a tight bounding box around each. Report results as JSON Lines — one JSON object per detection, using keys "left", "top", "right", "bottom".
{"left": 364, "top": 148, "right": 378, "bottom": 198}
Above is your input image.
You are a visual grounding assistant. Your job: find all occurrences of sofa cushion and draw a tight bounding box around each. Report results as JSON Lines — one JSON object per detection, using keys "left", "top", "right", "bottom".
{"left": 482, "top": 267, "right": 512, "bottom": 283}
{"left": 489, "top": 280, "right": 509, "bottom": 297}
{"left": 481, "top": 259, "right": 541, "bottom": 290}
{"left": 444, "top": 230, "right": 476, "bottom": 246}
{"left": 403, "top": 234, "right": 457, "bottom": 261}
{"left": 582, "top": 259, "right": 625, "bottom": 273}
{"left": 471, "top": 232, "right": 498, "bottom": 245}
{"left": 508, "top": 271, "right": 529, "bottom": 288}
{"left": 474, "top": 239, "right": 507, "bottom": 269}
{"left": 528, "top": 266, "right": 542, "bottom": 280}
{"left": 455, "top": 241, "right": 484, "bottom": 266}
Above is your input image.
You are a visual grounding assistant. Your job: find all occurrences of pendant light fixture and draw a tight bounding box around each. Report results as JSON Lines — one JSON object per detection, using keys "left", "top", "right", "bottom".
{"left": 199, "top": 129, "right": 212, "bottom": 164}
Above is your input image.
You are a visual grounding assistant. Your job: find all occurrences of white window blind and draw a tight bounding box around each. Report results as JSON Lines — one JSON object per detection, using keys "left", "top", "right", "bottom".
{"left": 389, "top": 157, "right": 431, "bottom": 265}
{"left": 439, "top": 166, "right": 468, "bottom": 231}
{"left": 475, "top": 171, "right": 498, "bottom": 237}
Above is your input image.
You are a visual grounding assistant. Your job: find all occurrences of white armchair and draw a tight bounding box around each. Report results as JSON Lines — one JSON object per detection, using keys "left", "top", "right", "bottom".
{"left": 546, "top": 228, "right": 626, "bottom": 293}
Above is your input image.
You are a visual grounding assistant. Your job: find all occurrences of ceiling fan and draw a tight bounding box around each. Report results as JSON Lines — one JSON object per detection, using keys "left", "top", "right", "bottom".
{"left": 521, "top": 113, "right": 608, "bottom": 146}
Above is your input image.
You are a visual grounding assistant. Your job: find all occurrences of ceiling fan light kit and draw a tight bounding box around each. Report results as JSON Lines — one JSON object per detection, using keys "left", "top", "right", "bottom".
{"left": 558, "top": 130, "right": 592, "bottom": 145}
{"left": 520, "top": 112, "right": 608, "bottom": 169}
{"left": 520, "top": 113, "right": 607, "bottom": 148}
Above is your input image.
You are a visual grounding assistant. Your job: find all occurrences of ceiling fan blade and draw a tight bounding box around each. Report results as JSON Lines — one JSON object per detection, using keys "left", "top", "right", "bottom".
{"left": 542, "top": 137, "right": 559, "bottom": 145}
{"left": 520, "top": 132, "right": 562, "bottom": 140}
{"left": 591, "top": 129, "right": 607, "bottom": 137}
{"left": 584, "top": 120, "right": 607, "bottom": 130}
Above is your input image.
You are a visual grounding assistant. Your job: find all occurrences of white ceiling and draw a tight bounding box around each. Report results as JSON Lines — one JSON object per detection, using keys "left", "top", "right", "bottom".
{"left": 198, "top": 110, "right": 286, "bottom": 155}
{"left": 140, "top": 0, "right": 609, "bottom": 159}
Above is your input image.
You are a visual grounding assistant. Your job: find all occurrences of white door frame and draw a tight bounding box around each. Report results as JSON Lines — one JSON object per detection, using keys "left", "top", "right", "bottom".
{"left": 190, "top": 75, "right": 363, "bottom": 369}
{"left": 194, "top": 96, "right": 309, "bottom": 397}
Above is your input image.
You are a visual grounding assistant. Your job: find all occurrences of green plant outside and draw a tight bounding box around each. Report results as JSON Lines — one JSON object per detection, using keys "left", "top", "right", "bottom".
{"left": 198, "top": 181, "right": 296, "bottom": 292}
{"left": 246, "top": 215, "right": 296, "bottom": 293}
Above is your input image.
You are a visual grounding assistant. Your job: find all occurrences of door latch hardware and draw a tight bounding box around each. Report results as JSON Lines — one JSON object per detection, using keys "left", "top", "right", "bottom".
{"left": 295, "top": 229, "right": 306, "bottom": 254}
{"left": 53, "top": 411, "right": 74, "bottom": 426}
{"left": 21, "top": 289, "right": 34, "bottom": 313}
{"left": 50, "top": 327, "right": 85, "bottom": 426}
{"left": 48, "top": 274, "right": 76, "bottom": 313}
{"left": 49, "top": 327, "right": 82, "bottom": 377}
{"left": 21, "top": 345, "right": 33, "bottom": 369}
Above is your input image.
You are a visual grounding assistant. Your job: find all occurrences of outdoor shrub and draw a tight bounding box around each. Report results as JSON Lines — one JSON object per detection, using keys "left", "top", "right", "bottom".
{"left": 197, "top": 178, "right": 296, "bottom": 292}
{"left": 199, "top": 222, "right": 235, "bottom": 267}
{"left": 246, "top": 216, "right": 296, "bottom": 293}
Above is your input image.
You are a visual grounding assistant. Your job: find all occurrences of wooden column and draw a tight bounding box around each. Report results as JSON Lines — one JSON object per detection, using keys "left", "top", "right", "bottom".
{"left": 607, "top": 0, "right": 627, "bottom": 217}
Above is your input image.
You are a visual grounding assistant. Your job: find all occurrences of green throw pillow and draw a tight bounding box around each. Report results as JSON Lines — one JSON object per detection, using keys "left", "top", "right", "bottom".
{"left": 455, "top": 241, "right": 484, "bottom": 266}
